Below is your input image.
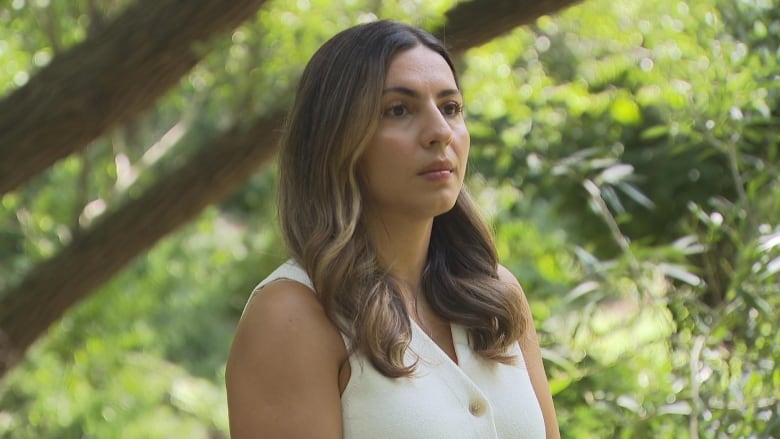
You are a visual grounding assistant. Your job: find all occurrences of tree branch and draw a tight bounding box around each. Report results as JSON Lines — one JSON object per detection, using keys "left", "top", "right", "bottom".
{"left": 0, "top": 111, "right": 286, "bottom": 376}
{"left": 0, "top": 0, "right": 267, "bottom": 194}
{"left": 434, "top": 0, "right": 583, "bottom": 57}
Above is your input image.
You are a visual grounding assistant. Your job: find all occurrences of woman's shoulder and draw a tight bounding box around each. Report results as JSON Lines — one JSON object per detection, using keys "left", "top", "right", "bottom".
{"left": 226, "top": 277, "right": 346, "bottom": 437}
{"left": 237, "top": 277, "right": 344, "bottom": 357}
{"left": 228, "top": 269, "right": 347, "bottom": 388}
{"left": 244, "top": 278, "right": 323, "bottom": 324}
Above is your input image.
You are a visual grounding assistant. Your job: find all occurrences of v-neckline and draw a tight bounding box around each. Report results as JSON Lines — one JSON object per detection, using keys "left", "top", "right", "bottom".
{"left": 408, "top": 321, "right": 491, "bottom": 410}
{"left": 410, "top": 319, "right": 462, "bottom": 366}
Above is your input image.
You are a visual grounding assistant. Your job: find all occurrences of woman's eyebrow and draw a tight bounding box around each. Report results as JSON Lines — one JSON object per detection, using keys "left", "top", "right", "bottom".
{"left": 382, "top": 86, "right": 461, "bottom": 99}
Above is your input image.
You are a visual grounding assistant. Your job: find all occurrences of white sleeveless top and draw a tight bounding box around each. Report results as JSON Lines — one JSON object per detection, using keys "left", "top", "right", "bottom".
{"left": 246, "top": 260, "right": 546, "bottom": 439}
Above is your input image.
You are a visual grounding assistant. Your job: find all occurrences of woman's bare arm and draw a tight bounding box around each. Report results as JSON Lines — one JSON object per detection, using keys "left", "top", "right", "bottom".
{"left": 498, "top": 265, "right": 561, "bottom": 439}
{"left": 226, "top": 280, "right": 346, "bottom": 438}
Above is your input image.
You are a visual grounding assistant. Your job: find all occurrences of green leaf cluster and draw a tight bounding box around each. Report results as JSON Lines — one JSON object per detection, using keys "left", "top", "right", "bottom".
{"left": 462, "top": 0, "right": 779, "bottom": 436}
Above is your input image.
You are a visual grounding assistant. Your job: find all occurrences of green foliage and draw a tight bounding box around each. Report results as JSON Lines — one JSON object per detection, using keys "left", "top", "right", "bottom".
{"left": 1, "top": 0, "right": 778, "bottom": 437}
{"left": 0, "top": 207, "right": 284, "bottom": 438}
{"left": 464, "top": 0, "right": 779, "bottom": 436}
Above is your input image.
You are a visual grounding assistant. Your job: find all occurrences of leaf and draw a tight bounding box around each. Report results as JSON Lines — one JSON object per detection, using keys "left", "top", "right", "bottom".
{"left": 762, "top": 256, "right": 780, "bottom": 279}
{"left": 658, "top": 263, "right": 702, "bottom": 286}
{"left": 671, "top": 235, "right": 707, "bottom": 255}
{"left": 566, "top": 280, "right": 600, "bottom": 301}
{"left": 597, "top": 163, "right": 634, "bottom": 184}
{"left": 616, "top": 395, "right": 642, "bottom": 413}
{"left": 616, "top": 182, "right": 656, "bottom": 210}
{"left": 573, "top": 245, "right": 603, "bottom": 271}
{"left": 640, "top": 125, "right": 669, "bottom": 140}
{"left": 610, "top": 96, "right": 642, "bottom": 125}
{"left": 601, "top": 185, "right": 626, "bottom": 215}
{"left": 758, "top": 231, "right": 780, "bottom": 252}
{"left": 548, "top": 375, "right": 574, "bottom": 395}
{"left": 656, "top": 401, "right": 692, "bottom": 415}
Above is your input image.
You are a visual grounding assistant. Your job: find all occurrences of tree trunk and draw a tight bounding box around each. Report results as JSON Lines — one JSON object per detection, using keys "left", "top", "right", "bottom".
{"left": 0, "top": 0, "right": 582, "bottom": 378}
{"left": 0, "top": 0, "right": 267, "bottom": 195}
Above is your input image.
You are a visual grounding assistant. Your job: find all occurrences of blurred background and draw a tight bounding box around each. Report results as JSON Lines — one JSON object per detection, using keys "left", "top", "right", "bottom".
{"left": 0, "top": 0, "right": 778, "bottom": 437}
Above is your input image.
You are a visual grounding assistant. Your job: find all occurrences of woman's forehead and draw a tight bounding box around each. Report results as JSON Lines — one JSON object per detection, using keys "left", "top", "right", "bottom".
{"left": 383, "top": 46, "right": 457, "bottom": 90}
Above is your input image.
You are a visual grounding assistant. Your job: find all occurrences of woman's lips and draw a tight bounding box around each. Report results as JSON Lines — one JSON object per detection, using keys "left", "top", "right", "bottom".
{"left": 420, "top": 169, "right": 453, "bottom": 181}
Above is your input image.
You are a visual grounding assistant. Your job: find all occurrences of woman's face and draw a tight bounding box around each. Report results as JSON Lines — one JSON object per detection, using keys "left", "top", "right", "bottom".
{"left": 358, "top": 44, "right": 470, "bottom": 221}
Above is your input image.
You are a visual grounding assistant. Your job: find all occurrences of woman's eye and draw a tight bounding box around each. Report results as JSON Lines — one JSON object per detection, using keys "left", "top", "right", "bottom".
{"left": 384, "top": 104, "right": 408, "bottom": 118}
{"left": 442, "top": 102, "right": 463, "bottom": 116}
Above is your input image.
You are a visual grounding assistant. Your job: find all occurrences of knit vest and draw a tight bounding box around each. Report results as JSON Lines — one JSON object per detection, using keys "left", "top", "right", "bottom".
{"left": 246, "top": 260, "right": 546, "bottom": 439}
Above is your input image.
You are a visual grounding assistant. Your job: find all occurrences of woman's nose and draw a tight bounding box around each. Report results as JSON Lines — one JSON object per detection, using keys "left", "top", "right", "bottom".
{"left": 422, "top": 105, "right": 454, "bottom": 148}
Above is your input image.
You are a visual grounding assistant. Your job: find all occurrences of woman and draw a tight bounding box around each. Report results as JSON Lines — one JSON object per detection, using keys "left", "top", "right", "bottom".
{"left": 226, "top": 20, "right": 560, "bottom": 438}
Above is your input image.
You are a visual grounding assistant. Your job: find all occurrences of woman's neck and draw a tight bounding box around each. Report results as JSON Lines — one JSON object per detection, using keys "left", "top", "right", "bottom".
{"left": 364, "top": 210, "right": 433, "bottom": 293}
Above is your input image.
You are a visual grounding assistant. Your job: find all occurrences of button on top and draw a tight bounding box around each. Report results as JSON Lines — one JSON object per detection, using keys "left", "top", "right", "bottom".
{"left": 469, "top": 399, "right": 486, "bottom": 417}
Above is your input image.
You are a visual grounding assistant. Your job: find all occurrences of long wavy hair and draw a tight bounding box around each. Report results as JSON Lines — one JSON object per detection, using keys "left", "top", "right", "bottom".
{"left": 278, "top": 20, "right": 527, "bottom": 377}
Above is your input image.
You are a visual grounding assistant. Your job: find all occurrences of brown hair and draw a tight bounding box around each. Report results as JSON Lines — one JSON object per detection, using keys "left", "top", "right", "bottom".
{"left": 277, "top": 20, "right": 527, "bottom": 377}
